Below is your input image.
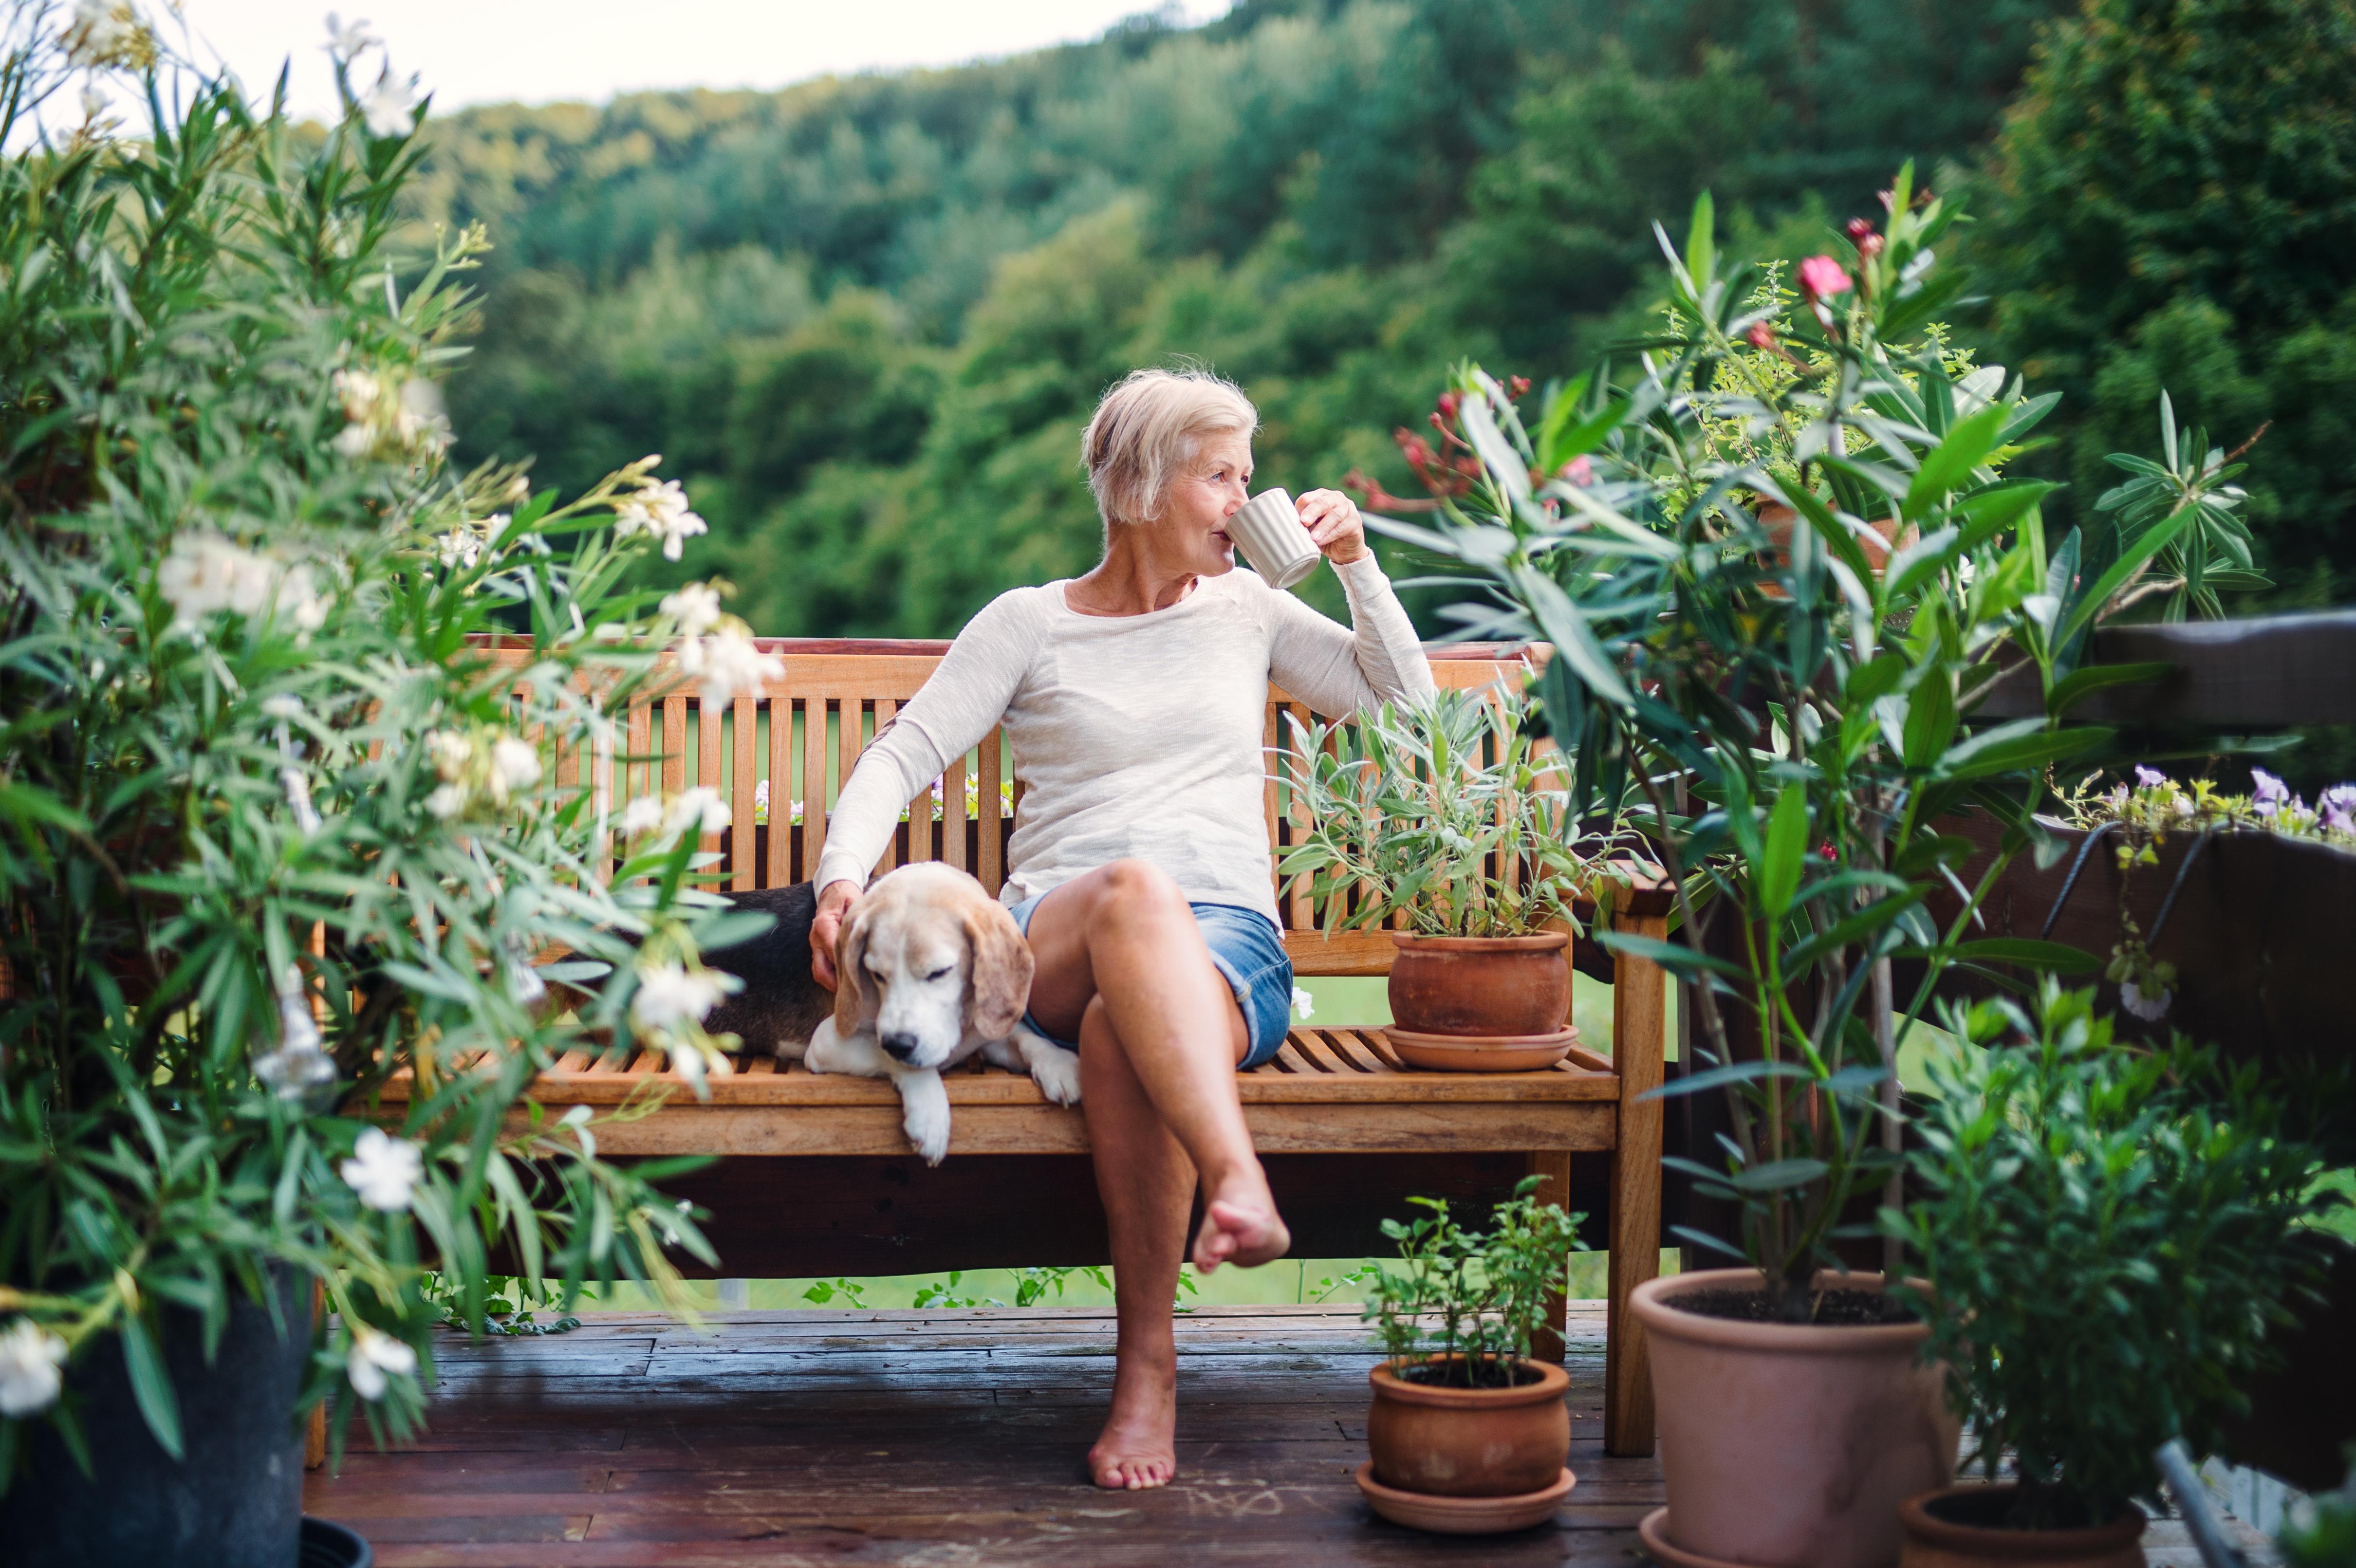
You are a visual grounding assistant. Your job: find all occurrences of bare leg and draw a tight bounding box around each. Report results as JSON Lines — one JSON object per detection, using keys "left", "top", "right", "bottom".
{"left": 1023, "top": 861, "right": 1293, "bottom": 1491}
{"left": 1078, "top": 995, "right": 1190, "bottom": 1490}
{"left": 1025, "top": 862, "right": 1290, "bottom": 1273}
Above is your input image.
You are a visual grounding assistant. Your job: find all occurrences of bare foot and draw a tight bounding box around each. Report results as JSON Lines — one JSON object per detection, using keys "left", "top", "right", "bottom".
{"left": 1088, "top": 1357, "right": 1178, "bottom": 1490}
{"left": 1191, "top": 1188, "right": 1291, "bottom": 1273}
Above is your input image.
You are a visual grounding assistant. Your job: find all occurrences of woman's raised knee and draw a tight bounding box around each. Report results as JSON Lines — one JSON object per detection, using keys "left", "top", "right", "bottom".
{"left": 1093, "top": 858, "right": 1190, "bottom": 923}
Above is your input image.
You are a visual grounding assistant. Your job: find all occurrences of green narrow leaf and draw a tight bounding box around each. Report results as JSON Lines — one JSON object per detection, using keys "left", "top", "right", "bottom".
{"left": 1757, "top": 785, "right": 1808, "bottom": 917}
{"left": 1904, "top": 402, "right": 2011, "bottom": 518}
{"left": 1686, "top": 189, "right": 1715, "bottom": 301}
{"left": 2059, "top": 508, "right": 2194, "bottom": 646}
{"left": 1902, "top": 675, "right": 1958, "bottom": 770}
{"left": 121, "top": 1315, "right": 185, "bottom": 1460}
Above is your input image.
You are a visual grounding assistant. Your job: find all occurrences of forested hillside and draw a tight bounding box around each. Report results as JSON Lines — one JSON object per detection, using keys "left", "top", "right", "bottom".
{"left": 412, "top": 0, "right": 2355, "bottom": 635}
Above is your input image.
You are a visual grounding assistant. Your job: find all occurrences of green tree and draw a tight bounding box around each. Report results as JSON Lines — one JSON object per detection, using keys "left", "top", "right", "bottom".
{"left": 1972, "top": 0, "right": 2356, "bottom": 575}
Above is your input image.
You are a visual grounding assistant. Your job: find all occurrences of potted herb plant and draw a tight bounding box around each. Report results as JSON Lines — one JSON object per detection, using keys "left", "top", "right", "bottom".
{"left": 0, "top": 18, "right": 755, "bottom": 1565}
{"left": 1888, "top": 983, "right": 2329, "bottom": 1568}
{"left": 1373, "top": 169, "right": 2123, "bottom": 1568}
{"left": 1354, "top": 1176, "right": 1586, "bottom": 1533}
{"left": 1280, "top": 685, "right": 1635, "bottom": 1068}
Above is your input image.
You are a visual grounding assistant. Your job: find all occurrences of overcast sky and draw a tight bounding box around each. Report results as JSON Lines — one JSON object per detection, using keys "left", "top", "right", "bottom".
{"left": 167, "top": 1, "right": 1225, "bottom": 121}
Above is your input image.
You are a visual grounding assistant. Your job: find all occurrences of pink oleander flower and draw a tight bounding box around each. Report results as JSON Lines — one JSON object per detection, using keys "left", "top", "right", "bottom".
{"left": 1558, "top": 456, "right": 1595, "bottom": 487}
{"left": 1798, "top": 255, "right": 1852, "bottom": 299}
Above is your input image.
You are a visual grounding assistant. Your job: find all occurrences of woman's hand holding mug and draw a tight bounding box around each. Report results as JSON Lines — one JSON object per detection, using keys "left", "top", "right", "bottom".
{"left": 1294, "top": 488, "right": 1367, "bottom": 566}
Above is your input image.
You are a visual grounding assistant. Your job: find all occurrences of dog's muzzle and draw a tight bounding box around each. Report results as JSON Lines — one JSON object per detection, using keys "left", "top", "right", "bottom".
{"left": 880, "top": 1031, "right": 922, "bottom": 1063}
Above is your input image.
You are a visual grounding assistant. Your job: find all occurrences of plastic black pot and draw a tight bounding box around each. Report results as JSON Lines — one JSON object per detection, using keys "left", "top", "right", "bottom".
{"left": 0, "top": 1266, "right": 319, "bottom": 1568}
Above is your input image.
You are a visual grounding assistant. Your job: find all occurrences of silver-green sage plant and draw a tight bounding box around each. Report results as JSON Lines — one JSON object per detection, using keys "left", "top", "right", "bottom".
{"left": 1370, "top": 168, "right": 2143, "bottom": 1316}
{"left": 1278, "top": 685, "right": 1642, "bottom": 939}
{"left": 0, "top": 6, "right": 774, "bottom": 1477}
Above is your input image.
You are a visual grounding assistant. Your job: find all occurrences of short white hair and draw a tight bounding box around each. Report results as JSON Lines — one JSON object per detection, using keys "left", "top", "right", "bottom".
{"left": 1081, "top": 367, "right": 1259, "bottom": 528}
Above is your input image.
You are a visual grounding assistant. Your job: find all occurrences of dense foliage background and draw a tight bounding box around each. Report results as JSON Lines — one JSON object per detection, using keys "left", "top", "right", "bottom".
{"left": 404, "top": 0, "right": 2356, "bottom": 637}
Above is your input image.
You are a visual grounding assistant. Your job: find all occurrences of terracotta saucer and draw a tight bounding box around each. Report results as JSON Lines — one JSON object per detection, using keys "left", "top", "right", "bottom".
{"left": 1382, "top": 1025, "right": 1580, "bottom": 1072}
{"left": 1353, "top": 1461, "right": 1576, "bottom": 1534}
{"left": 1637, "top": 1507, "right": 1757, "bottom": 1568}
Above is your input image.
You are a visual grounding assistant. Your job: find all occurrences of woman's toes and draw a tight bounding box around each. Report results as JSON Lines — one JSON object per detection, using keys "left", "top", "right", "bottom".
{"left": 1197, "top": 1197, "right": 1290, "bottom": 1270}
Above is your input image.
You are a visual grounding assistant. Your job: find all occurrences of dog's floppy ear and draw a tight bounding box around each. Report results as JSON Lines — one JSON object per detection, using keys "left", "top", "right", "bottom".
{"left": 963, "top": 897, "right": 1035, "bottom": 1040}
{"left": 834, "top": 898, "right": 877, "bottom": 1037}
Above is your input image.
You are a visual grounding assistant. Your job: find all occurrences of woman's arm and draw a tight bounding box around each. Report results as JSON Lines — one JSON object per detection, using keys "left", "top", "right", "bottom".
{"left": 1266, "top": 492, "right": 1436, "bottom": 715}
{"left": 807, "top": 594, "right": 1040, "bottom": 978}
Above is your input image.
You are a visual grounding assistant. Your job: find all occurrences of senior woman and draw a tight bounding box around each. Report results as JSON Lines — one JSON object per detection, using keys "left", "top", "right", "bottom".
{"left": 807, "top": 367, "right": 1435, "bottom": 1490}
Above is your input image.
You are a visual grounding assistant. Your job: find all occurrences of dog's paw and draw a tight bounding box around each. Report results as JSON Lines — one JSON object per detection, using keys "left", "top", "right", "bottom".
{"left": 1020, "top": 1029, "right": 1083, "bottom": 1107}
{"left": 899, "top": 1074, "right": 952, "bottom": 1165}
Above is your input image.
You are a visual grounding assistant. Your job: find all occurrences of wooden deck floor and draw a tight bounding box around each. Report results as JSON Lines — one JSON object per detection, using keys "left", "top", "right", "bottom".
{"left": 304, "top": 1301, "right": 2279, "bottom": 1567}
{"left": 304, "top": 1301, "right": 1654, "bottom": 1566}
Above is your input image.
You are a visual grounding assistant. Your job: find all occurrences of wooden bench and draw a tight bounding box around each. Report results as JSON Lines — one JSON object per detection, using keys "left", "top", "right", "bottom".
{"left": 380, "top": 637, "right": 1670, "bottom": 1457}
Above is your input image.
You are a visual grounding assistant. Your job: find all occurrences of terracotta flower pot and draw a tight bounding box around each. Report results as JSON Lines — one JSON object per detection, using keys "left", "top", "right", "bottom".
{"left": 1366, "top": 1355, "right": 1571, "bottom": 1497}
{"left": 1633, "top": 1269, "right": 1959, "bottom": 1568}
{"left": 1386, "top": 932, "right": 1570, "bottom": 1043}
{"left": 1899, "top": 1485, "right": 2148, "bottom": 1568}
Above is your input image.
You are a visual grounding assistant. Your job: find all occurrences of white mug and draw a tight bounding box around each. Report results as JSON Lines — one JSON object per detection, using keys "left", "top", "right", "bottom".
{"left": 1227, "top": 488, "right": 1322, "bottom": 590}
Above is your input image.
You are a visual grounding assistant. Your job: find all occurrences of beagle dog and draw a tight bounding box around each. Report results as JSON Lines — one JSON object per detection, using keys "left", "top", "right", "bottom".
{"left": 789, "top": 862, "right": 1079, "bottom": 1163}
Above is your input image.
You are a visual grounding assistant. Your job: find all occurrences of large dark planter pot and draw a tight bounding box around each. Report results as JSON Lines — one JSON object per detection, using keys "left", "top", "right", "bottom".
{"left": 0, "top": 1267, "right": 315, "bottom": 1568}
{"left": 1899, "top": 1484, "right": 2147, "bottom": 1568}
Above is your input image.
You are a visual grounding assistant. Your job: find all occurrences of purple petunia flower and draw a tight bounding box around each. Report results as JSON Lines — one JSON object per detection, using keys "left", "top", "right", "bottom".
{"left": 2134, "top": 765, "right": 2168, "bottom": 790}
{"left": 2321, "top": 783, "right": 2356, "bottom": 816}
{"left": 2252, "top": 768, "right": 2291, "bottom": 817}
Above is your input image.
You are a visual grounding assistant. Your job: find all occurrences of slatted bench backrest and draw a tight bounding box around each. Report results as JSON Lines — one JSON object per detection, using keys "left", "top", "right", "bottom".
{"left": 491, "top": 637, "right": 1535, "bottom": 978}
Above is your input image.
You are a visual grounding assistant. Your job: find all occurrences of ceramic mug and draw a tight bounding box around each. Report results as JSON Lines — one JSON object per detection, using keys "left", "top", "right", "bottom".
{"left": 1226, "top": 488, "right": 1322, "bottom": 590}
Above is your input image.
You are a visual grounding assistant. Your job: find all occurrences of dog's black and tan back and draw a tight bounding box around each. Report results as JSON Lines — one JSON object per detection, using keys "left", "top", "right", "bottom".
{"left": 696, "top": 883, "right": 830, "bottom": 1056}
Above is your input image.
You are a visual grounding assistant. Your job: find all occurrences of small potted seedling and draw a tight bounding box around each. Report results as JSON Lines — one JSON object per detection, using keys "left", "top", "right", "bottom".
{"left": 1353, "top": 1177, "right": 1587, "bottom": 1534}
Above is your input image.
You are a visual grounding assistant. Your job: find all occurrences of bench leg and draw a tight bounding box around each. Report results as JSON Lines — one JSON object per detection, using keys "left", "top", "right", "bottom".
{"left": 1524, "top": 1148, "right": 1572, "bottom": 1364}
{"left": 305, "top": 1279, "right": 327, "bottom": 1470}
{"left": 1605, "top": 915, "right": 1667, "bottom": 1457}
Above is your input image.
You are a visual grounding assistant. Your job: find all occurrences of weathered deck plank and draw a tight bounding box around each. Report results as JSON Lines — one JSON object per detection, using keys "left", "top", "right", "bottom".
{"left": 307, "top": 1302, "right": 1650, "bottom": 1566}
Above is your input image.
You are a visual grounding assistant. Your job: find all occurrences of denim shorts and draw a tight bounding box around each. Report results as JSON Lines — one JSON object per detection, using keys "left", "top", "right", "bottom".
{"left": 1006, "top": 893, "right": 1294, "bottom": 1070}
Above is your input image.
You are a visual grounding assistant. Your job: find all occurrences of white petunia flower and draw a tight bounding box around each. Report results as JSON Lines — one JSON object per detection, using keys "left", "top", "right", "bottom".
{"left": 358, "top": 63, "right": 418, "bottom": 138}
{"left": 678, "top": 625, "right": 784, "bottom": 710}
{"left": 753, "top": 779, "right": 770, "bottom": 825}
{"left": 630, "top": 961, "right": 733, "bottom": 1034}
{"left": 490, "top": 736, "right": 541, "bottom": 799}
{"left": 661, "top": 582, "right": 724, "bottom": 637}
{"left": 340, "top": 1127, "right": 424, "bottom": 1212}
{"left": 0, "top": 1319, "right": 68, "bottom": 1418}
{"left": 345, "top": 1324, "right": 417, "bottom": 1401}
{"left": 617, "top": 794, "right": 667, "bottom": 838}
{"left": 613, "top": 479, "right": 707, "bottom": 562}
{"left": 2118, "top": 979, "right": 2172, "bottom": 1022}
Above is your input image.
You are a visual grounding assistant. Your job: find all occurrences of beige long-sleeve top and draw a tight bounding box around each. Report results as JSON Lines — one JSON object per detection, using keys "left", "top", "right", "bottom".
{"left": 812, "top": 556, "right": 1436, "bottom": 924}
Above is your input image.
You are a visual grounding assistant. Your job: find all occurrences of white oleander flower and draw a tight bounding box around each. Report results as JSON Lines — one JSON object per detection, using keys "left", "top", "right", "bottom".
{"left": 262, "top": 694, "right": 305, "bottom": 721}
{"left": 679, "top": 625, "right": 783, "bottom": 710}
{"left": 323, "top": 11, "right": 378, "bottom": 59}
{"left": 661, "top": 582, "right": 724, "bottom": 637}
{"left": 80, "top": 80, "right": 107, "bottom": 120}
{"left": 333, "top": 367, "right": 383, "bottom": 419}
{"left": 64, "top": 0, "right": 150, "bottom": 69}
{"left": 617, "top": 794, "right": 668, "bottom": 838}
{"left": 359, "top": 63, "right": 418, "bottom": 138}
{"left": 0, "top": 1320, "right": 68, "bottom": 1418}
{"left": 157, "top": 535, "right": 330, "bottom": 634}
{"left": 423, "top": 783, "right": 464, "bottom": 819}
{"left": 663, "top": 785, "right": 730, "bottom": 838}
{"left": 1291, "top": 986, "right": 1315, "bottom": 1020}
{"left": 332, "top": 421, "right": 374, "bottom": 458}
{"left": 614, "top": 479, "right": 706, "bottom": 561}
{"left": 426, "top": 729, "right": 473, "bottom": 780}
{"left": 433, "top": 525, "right": 482, "bottom": 571}
{"left": 346, "top": 1324, "right": 417, "bottom": 1401}
{"left": 558, "top": 1103, "right": 596, "bottom": 1160}
{"left": 490, "top": 736, "right": 542, "bottom": 798}
{"left": 631, "top": 961, "right": 730, "bottom": 1034}
{"left": 341, "top": 1127, "right": 424, "bottom": 1212}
